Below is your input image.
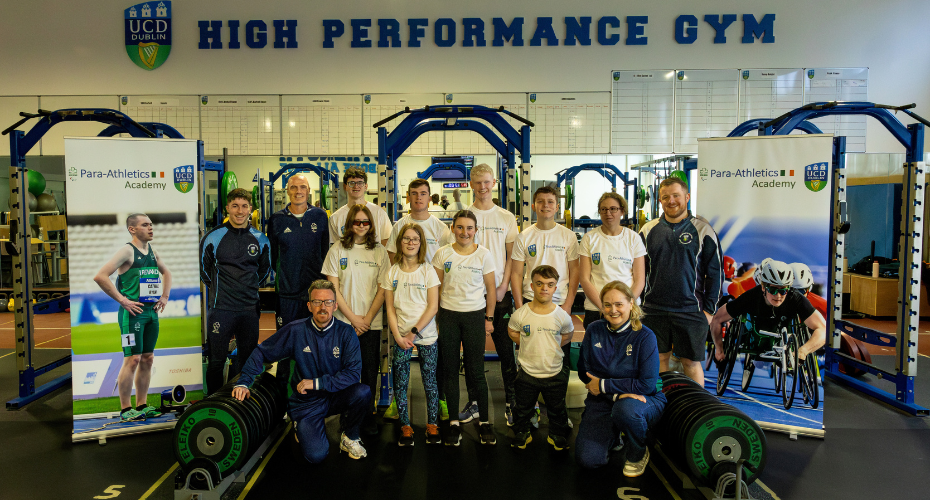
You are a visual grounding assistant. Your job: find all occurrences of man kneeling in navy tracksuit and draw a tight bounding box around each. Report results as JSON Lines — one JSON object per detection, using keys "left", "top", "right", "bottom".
{"left": 232, "top": 279, "right": 371, "bottom": 462}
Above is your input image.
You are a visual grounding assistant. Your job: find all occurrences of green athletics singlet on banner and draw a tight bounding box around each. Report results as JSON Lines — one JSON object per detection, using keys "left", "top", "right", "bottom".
{"left": 117, "top": 243, "right": 162, "bottom": 303}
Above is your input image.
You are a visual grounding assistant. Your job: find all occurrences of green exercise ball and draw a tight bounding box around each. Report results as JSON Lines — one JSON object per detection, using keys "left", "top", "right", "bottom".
{"left": 220, "top": 171, "right": 238, "bottom": 208}
{"left": 26, "top": 170, "right": 46, "bottom": 197}
{"left": 669, "top": 170, "right": 689, "bottom": 187}
{"left": 36, "top": 193, "right": 57, "bottom": 212}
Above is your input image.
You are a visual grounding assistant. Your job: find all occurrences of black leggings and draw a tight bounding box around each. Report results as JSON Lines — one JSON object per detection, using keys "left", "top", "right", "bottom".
{"left": 437, "top": 307, "right": 489, "bottom": 422}
{"left": 358, "top": 329, "right": 382, "bottom": 412}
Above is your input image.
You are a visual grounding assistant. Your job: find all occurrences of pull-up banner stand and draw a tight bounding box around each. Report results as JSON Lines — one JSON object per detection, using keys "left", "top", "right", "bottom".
{"left": 696, "top": 134, "right": 833, "bottom": 438}
{"left": 67, "top": 137, "right": 203, "bottom": 443}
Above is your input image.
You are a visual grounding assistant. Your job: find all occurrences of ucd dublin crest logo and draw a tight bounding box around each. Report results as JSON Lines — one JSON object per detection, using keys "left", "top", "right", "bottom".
{"left": 522, "top": 325, "right": 531, "bottom": 336}
{"left": 173, "top": 165, "right": 194, "bottom": 193}
{"left": 392, "top": 279, "right": 398, "bottom": 291}
{"left": 528, "top": 244, "right": 537, "bottom": 257}
{"left": 592, "top": 253, "right": 601, "bottom": 265}
{"left": 444, "top": 262, "right": 452, "bottom": 273}
{"left": 125, "top": 2, "right": 172, "bottom": 71}
{"left": 340, "top": 257, "right": 348, "bottom": 270}
{"left": 804, "top": 162, "right": 829, "bottom": 192}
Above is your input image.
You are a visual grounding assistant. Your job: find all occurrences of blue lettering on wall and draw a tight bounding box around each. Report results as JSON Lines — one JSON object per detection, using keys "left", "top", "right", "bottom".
{"left": 351, "top": 19, "right": 372, "bottom": 47}
{"left": 492, "top": 17, "right": 524, "bottom": 46}
{"left": 626, "top": 16, "right": 648, "bottom": 45}
{"left": 323, "top": 19, "right": 344, "bottom": 48}
{"left": 273, "top": 20, "right": 298, "bottom": 48}
{"left": 245, "top": 20, "right": 267, "bottom": 48}
{"left": 378, "top": 19, "right": 401, "bottom": 47}
{"left": 564, "top": 17, "right": 591, "bottom": 46}
{"left": 529, "top": 17, "right": 558, "bottom": 46}
{"left": 408, "top": 18, "right": 428, "bottom": 47}
{"left": 462, "top": 18, "right": 486, "bottom": 47}
{"left": 742, "top": 14, "right": 775, "bottom": 43}
{"left": 228, "top": 20, "right": 241, "bottom": 49}
{"left": 704, "top": 14, "right": 737, "bottom": 44}
{"left": 597, "top": 16, "right": 620, "bottom": 46}
{"left": 434, "top": 18, "right": 456, "bottom": 47}
{"left": 198, "top": 20, "right": 222, "bottom": 49}
{"left": 675, "top": 15, "right": 697, "bottom": 44}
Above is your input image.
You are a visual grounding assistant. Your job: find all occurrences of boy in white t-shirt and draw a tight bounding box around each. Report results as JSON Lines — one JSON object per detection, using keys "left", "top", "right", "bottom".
{"left": 386, "top": 178, "right": 451, "bottom": 264}
{"left": 507, "top": 265, "right": 575, "bottom": 450}
{"left": 328, "top": 167, "right": 393, "bottom": 246}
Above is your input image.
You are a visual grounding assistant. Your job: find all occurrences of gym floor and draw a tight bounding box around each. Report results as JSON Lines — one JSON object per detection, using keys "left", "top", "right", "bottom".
{"left": 1, "top": 313, "right": 929, "bottom": 499}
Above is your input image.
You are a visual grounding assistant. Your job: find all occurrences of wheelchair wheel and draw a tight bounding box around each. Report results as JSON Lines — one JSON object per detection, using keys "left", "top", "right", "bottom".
{"left": 740, "top": 353, "right": 755, "bottom": 391}
{"left": 798, "top": 351, "right": 820, "bottom": 409}
{"left": 705, "top": 337, "right": 715, "bottom": 371}
{"left": 716, "top": 319, "right": 743, "bottom": 396}
{"left": 781, "top": 334, "right": 799, "bottom": 410}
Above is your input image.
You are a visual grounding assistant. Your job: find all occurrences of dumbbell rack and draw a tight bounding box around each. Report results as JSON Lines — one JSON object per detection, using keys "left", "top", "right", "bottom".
{"left": 175, "top": 420, "right": 287, "bottom": 500}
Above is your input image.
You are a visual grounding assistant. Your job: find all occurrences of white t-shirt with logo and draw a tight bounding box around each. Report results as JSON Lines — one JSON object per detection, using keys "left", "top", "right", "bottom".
{"left": 508, "top": 304, "right": 575, "bottom": 378}
{"left": 511, "top": 224, "right": 580, "bottom": 305}
{"left": 321, "top": 243, "right": 390, "bottom": 329}
{"left": 431, "top": 244, "right": 495, "bottom": 312}
{"left": 578, "top": 227, "right": 647, "bottom": 311}
{"left": 380, "top": 262, "right": 441, "bottom": 346}
{"left": 385, "top": 214, "right": 451, "bottom": 264}
{"left": 328, "top": 201, "right": 393, "bottom": 245}
{"left": 467, "top": 204, "right": 518, "bottom": 288}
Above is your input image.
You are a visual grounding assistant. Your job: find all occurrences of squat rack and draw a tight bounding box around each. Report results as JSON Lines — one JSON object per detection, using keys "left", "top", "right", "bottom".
{"left": 554, "top": 163, "right": 640, "bottom": 230}
{"left": 256, "top": 163, "right": 340, "bottom": 232}
{"left": 755, "top": 101, "right": 930, "bottom": 415}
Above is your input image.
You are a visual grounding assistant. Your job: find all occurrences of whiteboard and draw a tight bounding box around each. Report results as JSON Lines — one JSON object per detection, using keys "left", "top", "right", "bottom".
{"left": 362, "top": 94, "right": 445, "bottom": 156}
{"left": 282, "top": 95, "right": 362, "bottom": 155}
{"left": 738, "top": 69, "right": 805, "bottom": 134}
{"left": 804, "top": 68, "right": 869, "bottom": 152}
{"left": 200, "top": 95, "right": 280, "bottom": 156}
{"left": 443, "top": 93, "right": 527, "bottom": 155}
{"left": 674, "top": 70, "right": 739, "bottom": 153}
{"left": 120, "top": 95, "right": 201, "bottom": 141}
{"left": 611, "top": 70, "right": 675, "bottom": 153}
{"left": 528, "top": 92, "right": 610, "bottom": 154}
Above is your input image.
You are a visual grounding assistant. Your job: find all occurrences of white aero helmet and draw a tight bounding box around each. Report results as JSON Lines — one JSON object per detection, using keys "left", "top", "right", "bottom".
{"left": 755, "top": 258, "right": 794, "bottom": 287}
{"left": 790, "top": 262, "right": 814, "bottom": 290}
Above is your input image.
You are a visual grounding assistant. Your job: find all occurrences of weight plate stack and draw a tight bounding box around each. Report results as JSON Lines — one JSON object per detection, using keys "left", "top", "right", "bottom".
{"left": 655, "top": 372, "right": 767, "bottom": 486}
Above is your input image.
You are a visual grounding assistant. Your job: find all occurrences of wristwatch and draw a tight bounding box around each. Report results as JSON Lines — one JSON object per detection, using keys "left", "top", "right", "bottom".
{"left": 485, "top": 315, "right": 494, "bottom": 322}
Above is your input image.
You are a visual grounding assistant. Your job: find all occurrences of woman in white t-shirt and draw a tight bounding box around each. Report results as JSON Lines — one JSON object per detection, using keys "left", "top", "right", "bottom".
{"left": 431, "top": 210, "right": 497, "bottom": 446}
{"left": 383, "top": 223, "right": 442, "bottom": 447}
{"left": 579, "top": 192, "right": 646, "bottom": 328}
{"left": 322, "top": 204, "right": 390, "bottom": 435}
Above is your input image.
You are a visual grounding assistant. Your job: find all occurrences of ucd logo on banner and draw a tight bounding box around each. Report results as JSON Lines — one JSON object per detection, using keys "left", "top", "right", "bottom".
{"left": 804, "top": 162, "right": 828, "bottom": 192}
{"left": 174, "top": 165, "right": 194, "bottom": 193}
{"left": 125, "top": 1, "right": 172, "bottom": 70}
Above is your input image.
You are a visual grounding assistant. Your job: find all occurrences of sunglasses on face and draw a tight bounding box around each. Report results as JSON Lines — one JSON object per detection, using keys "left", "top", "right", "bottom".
{"left": 764, "top": 285, "right": 790, "bottom": 296}
{"left": 352, "top": 220, "right": 371, "bottom": 227}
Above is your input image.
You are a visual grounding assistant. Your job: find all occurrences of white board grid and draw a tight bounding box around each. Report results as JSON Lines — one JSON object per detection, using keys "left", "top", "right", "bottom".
{"left": 674, "top": 70, "right": 739, "bottom": 153}
{"left": 804, "top": 68, "right": 869, "bottom": 152}
{"left": 443, "top": 93, "right": 527, "bottom": 155}
{"left": 528, "top": 92, "right": 610, "bottom": 154}
{"left": 362, "top": 94, "right": 445, "bottom": 156}
{"left": 611, "top": 70, "right": 675, "bottom": 153}
{"left": 119, "top": 95, "right": 201, "bottom": 141}
{"left": 282, "top": 95, "right": 362, "bottom": 155}
{"left": 200, "top": 95, "right": 280, "bottom": 156}
{"left": 737, "top": 69, "right": 805, "bottom": 134}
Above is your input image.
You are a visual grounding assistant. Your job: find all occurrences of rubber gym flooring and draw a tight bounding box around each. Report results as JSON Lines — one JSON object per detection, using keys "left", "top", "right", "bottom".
{"left": 1, "top": 313, "right": 930, "bottom": 499}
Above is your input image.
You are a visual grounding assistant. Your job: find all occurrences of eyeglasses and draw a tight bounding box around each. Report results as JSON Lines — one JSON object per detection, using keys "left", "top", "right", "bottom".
{"left": 310, "top": 299, "right": 336, "bottom": 307}
{"left": 401, "top": 237, "right": 420, "bottom": 243}
{"left": 598, "top": 207, "right": 622, "bottom": 214}
{"left": 763, "top": 285, "right": 790, "bottom": 296}
{"left": 346, "top": 180, "right": 366, "bottom": 188}
{"left": 352, "top": 220, "right": 371, "bottom": 227}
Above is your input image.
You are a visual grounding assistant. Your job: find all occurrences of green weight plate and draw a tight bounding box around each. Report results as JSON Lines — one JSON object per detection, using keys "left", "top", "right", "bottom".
{"left": 514, "top": 170, "right": 521, "bottom": 210}
{"left": 669, "top": 169, "right": 689, "bottom": 187}
{"left": 678, "top": 400, "right": 735, "bottom": 446}
{"left": 220, "top": 171, "right": 238, "bottom": 209}
{"left": 565, "top": 184, "right": 573, "bottom": 211}
{"left": 252, "top": 186, "right": 259, "bottom": 207}
{"left": 637, "top": 186, "right": 646, "bottom": 209}
{"left": 207, "top": 389, "right": 261, "bottom": 451}
{"left": 683, "top": 406, "right": 766, "bottom": 485}
{"left": 174, "top": 400, "right": 251, "bottom": 475}
{"left": 321, "top": 184, "right": 330, "bottom": 211}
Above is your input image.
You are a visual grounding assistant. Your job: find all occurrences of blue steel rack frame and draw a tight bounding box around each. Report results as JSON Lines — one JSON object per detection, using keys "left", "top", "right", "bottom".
{"left": 555, "top": 163, "right": 639, "bottom": 230}
{"left": 754, "top": 101, "right": 929, "bottom": 415}
{"left": 257, "top": 163, "right": 340, "bottom": 234}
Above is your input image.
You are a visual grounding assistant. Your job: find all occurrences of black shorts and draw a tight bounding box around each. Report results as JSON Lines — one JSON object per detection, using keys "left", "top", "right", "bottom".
{"left": 642, "top": 308, "right": 708, "bottom": 361}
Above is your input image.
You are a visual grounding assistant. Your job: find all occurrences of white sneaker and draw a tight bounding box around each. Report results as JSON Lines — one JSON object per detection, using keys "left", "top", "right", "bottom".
{"left": 340, "top": 433, "right": 368, "bottom": 459}
{"left": 623, "top": 448, "right": 649, "bottom": 477}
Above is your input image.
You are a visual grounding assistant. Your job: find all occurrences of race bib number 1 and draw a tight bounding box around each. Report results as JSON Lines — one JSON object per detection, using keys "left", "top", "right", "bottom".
{"left": 121, "top": 334, "right": 136, "bottom": 348}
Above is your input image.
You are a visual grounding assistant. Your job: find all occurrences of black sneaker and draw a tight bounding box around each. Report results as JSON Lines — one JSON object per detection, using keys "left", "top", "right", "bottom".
{"left": 547, "top": 434, "right": 569, "bottom": 451}
{"left": 479, "top": 423, "right": 496, "bottom": 445}
{"left": 511, "top": 431, "right": 532, "bottom": 449}
{"left": 445, "top": 424, "right": 462, "bottom": 447}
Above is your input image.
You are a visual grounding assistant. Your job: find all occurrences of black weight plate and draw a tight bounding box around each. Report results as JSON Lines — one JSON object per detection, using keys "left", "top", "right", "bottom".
{"left": 683, "top": 405, "right": 766, "bottom": 485}
{"left": 248, "top": 385, "right": 274, "bottom": 433}
{"left": 676, "top": 398, "right": 734, "bottom": 447}
{"left": 174, "top": 400, "right": 251, "bottom": 475}
{"left": 212, "top": 394, "right": 260, "bottom": 455}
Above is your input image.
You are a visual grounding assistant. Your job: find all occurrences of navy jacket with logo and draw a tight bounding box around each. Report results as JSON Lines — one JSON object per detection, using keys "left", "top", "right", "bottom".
{"left": 235, "top": 316, "right": 362, "bottom": 419}
{"left": 267, "top": 204, "right": 329, "bottom": 301}
{"left": 577, "top": 320, "right": 665, "bottom": 400}
{"left": 639, "top": 212, "right": 722, "bottom": 314}
{"left": 200, "top": 221, "right": 271, "bottom": 311}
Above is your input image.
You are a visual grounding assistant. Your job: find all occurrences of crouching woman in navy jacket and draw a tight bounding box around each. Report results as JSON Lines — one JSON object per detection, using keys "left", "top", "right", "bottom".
{"left": 232, "top": 279, "right": 371, "bottom": 463}
{"left": 575, "top": 281, "right": 666, "bottom": 476}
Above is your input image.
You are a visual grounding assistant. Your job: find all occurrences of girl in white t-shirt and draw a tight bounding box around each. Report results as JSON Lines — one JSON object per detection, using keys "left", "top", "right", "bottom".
{"left": 431, "top": 210, "right": 497, "bottom": 446}
{"left": 579, "top": 192, "right": 646, "bottom": 328}
{"left": 322, "top": 204, "right": 390, "bottom": 435}
{"left": 383, "top": 223, "right": 442, "bottom": 446}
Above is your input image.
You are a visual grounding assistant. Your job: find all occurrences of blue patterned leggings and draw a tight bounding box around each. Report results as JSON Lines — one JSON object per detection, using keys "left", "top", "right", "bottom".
{"left": 392, "top": 342, "right": 439, "bottom": 426}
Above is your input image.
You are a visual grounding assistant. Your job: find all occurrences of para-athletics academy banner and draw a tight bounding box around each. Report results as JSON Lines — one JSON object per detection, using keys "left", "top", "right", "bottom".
{"left": 66, "top": 137, "right": 201, "bottom": 442}
{"left": 696, "top": 134, "right": 832, "bottom": 437}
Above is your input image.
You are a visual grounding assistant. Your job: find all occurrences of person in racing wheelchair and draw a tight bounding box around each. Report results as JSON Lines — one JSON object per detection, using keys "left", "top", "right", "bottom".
{"left": 709, "top": 259, "right": 826, "bottom": 406}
